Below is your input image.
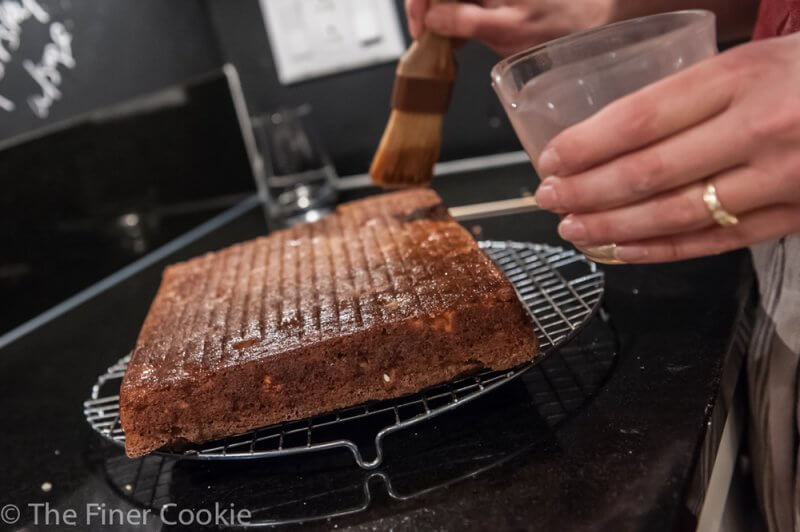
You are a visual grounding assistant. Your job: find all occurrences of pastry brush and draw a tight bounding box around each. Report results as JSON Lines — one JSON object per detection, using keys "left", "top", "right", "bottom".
{"left": 369, "top": 0, "right": 457, "bottom": 188}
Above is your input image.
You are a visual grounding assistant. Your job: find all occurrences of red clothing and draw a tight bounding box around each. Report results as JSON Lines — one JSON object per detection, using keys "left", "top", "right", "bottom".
{"left": 753, "top": 0, "right": 800, "bottom": 37}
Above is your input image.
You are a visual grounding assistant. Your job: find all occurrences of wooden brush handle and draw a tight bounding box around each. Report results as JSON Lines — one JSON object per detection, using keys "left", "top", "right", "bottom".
{"left": 392, "top": 0, "right": 458, "bottom": 112}
{"left": 398, "top": 0, "right": 458, "bottom": 80}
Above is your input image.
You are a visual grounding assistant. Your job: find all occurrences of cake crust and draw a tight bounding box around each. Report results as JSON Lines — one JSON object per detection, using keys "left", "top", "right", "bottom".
{"left": 120, "top": 189, "right": 538, "bottom": 457}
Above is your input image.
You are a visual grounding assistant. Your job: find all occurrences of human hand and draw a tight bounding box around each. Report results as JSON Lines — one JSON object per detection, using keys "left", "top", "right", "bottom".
{"left": 405, "top": 0, "right": 614, "bottom": 56}
{"left": 533, "top": 33, "right": 800, "bottom": 264}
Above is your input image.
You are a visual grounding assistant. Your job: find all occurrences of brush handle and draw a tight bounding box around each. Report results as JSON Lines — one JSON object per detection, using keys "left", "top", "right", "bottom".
{"left": 392, "top": 0, "right": 458, "bottom": 113}
{"left": 398, "top": 0, "right": 458, "bottom": 79}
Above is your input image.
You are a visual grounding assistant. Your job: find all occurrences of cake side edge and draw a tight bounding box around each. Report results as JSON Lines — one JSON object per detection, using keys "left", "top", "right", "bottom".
{"left": 119, "top": 295, "right": 538, "bottom": 458}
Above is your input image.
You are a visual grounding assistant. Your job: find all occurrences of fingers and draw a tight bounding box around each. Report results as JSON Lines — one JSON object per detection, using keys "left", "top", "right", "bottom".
{"left": 537, "top": 56, "right": 736, "bottom": 177}
{"left": 424, "top": 3, "right": 520, "bottom": 40}
{"left": 535, "top": 110, "right": 750, "bottom": 214}
{"left": 406, "top": 0, "right": 428, "bottom": 39}
{"left": 612, "top": 206, "right": 800, "bottom": 263}
{"left": 556, "top": 166, "right": 779, "bottom": 245}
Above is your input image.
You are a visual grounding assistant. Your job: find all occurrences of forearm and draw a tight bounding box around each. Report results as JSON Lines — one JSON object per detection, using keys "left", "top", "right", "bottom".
{"left": 609, "top": 0, "right": 760, "bottom": 41}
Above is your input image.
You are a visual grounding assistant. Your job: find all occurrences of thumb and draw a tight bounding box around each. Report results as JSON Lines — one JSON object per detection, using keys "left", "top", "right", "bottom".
{"left": 424, "top": 3, "right": 519, "bottom": 41}
{"left": 406, "top": 0, "right": 429, "bottom": 40}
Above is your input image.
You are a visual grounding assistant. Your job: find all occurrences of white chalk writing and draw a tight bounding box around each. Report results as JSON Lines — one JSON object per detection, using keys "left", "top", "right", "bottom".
{"left": 0, "top": 0, "right": 50, "bottom": 61}
{"left": 0, "top": 91, "right": 12, "bottom": 111}
{"left": 0, "top": 0, "right": 75, "bottom": 118}
{"left": 24, "top": 20, "right": 73, "bottom": 118}
{"left": 0, "top": 0, "right": 50, "bottom": 110}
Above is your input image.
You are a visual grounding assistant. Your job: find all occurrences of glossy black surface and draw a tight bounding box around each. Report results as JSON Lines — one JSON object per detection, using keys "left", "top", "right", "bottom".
{"left": 0, "top": 171, "right": 753, "bottom": 531}
{"left": 0, "top": 73, "right": 255, "bottom": 334}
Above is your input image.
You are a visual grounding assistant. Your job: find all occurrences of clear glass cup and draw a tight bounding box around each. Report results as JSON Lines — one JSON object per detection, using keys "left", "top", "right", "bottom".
{"left": 491, "top": 10, "right": 718, "bottom": 263}
{"left": 252, "top": 105, "right": 338, "bottom": 229}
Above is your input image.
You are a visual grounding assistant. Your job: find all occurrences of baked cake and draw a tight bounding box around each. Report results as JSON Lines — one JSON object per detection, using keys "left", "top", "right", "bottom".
{"left": 120, "top": 189, "right": 538, "bottom": 457}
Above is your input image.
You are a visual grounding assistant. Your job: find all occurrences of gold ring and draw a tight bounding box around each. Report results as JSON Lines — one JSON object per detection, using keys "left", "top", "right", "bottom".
{"left": 702, "top": 182, "right": 738, "bottom": 227}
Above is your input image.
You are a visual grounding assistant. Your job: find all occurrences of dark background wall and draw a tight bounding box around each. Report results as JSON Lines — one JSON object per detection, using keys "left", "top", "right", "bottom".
{"left": 0, "top": 0, "right": 521, "bottom": 173}
{"left": 0, "top": 0, "right": 221, "bottom": 147}
{"left": 204, "top": 0, "right": 522, "bottom": 175}
{"left": 0, "top": 73, "right": 257, "bottom": 334}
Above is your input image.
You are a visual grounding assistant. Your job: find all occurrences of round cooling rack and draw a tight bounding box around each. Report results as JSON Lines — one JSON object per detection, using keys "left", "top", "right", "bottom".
{"left": 84, "top": 241, "right": 605, "bottom": 470}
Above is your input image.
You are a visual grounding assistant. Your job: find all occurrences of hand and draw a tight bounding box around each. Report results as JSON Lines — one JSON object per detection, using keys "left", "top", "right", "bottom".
{"left": 533, "top": 33, "right": 800, "bottom": 264}
{"left": 405, "top": 0, "right": 614, "bottom": 56}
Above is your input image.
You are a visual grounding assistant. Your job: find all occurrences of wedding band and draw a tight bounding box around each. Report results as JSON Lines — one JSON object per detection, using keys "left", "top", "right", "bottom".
{"left": 702, "top": 182, "right": 739, "bottom": 227}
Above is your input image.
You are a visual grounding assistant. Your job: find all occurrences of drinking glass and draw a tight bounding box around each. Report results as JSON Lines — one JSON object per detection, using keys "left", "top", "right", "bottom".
{"left": 252, "top": 105, "right": 338, "bottom": 228}
{"left": 491, "top": 10, "right": 718, "bottom": 263}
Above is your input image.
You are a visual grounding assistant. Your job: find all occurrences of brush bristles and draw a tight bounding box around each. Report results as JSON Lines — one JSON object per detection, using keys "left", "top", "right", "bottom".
{"left": 370, "top": 110, "right": 443, "bottom": 188}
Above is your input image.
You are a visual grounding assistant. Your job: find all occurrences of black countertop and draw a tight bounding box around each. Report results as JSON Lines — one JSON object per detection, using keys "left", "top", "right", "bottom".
{"left": 0, "top": 167, "right": 754, "bottom": 531}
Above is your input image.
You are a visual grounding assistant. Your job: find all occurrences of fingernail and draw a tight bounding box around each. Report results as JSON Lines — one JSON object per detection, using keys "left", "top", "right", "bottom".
{"left": 615, "top": 246, "right": 649, "bottom": 262}
{"left": 538, "top": 147, "right": 561, "bottom": 176}
{"left": 534, "top": 180, "right": 562, "bottom": 211}
{"left": 558, "top": 217, "right": 588, "bottom": 244}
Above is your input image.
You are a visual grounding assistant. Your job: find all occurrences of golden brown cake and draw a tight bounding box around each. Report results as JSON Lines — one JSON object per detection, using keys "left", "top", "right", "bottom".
{"left": 119, "top": 189, "right": 538, "bottom": 457}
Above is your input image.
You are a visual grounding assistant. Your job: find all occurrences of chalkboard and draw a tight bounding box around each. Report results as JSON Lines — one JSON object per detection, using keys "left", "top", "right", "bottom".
{"left": 0, "top": 0, "right": 222, "bottom": 146}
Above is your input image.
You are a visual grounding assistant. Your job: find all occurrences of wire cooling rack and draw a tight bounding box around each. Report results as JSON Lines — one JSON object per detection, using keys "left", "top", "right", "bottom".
{"left": 96, "top": 316, "right": 618, "bottom": 527}
{"left": 84, "top": 241, "right": 605, "bottom": 469}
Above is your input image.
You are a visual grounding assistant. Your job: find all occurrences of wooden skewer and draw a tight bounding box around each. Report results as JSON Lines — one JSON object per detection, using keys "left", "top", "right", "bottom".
{"left": 448, "top": 196, "right": 540, "bottom": 222}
